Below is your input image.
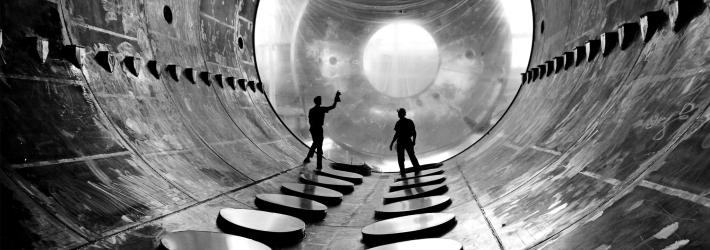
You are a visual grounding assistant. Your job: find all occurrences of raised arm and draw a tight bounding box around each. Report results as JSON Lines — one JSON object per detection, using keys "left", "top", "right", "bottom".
{"left": 326, "top": 99, "right": 338, "bottom": 111}
{"left": 326, "top": 91, "right": 341, "bottom": 111}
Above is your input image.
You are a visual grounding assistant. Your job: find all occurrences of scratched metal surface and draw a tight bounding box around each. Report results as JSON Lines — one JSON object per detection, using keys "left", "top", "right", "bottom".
{"left": 2, "top": 0, "right": 710, "bottom": 249}
{"left": 0, "top": 0, "right": 304, "bottom": 248}
{"left": 449, "top": 0, "right": 710, "bottom": 249}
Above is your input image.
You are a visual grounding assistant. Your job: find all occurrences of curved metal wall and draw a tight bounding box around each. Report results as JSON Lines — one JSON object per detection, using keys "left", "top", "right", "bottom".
{"left": 449, "top": 0, "right": 710, "bottom": 248}
{"left": 0, "top": 0, "right": 305, "bottom": 248}
{"left": 1, "top": 0, "right": 709, "bottom": 249}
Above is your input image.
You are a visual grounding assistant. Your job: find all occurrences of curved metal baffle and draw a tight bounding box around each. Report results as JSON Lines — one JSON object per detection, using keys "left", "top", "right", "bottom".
{"left": 166, "top": 64, "right": 181, "bottom": 81}
{"left": 531, "top": 67, "right": 540, "bottom": 81}
{"left": 383, "top": 184, "right": 448, "bottom": 204}
{"left": 374, "top": 195, "right": 452, "bottom": 220}
{"left": 585, "top": 39, "right": 601, "bottom": 62}
{"left": 214, "top": 74, "right": 224, "bottom": 88}
{"left": 247, "top": 80, "right": 256, "bottom": 92}
{"left": 255, "top": 194, "right": 327, "bottom": 221}
{"left": 237, "top": 79, "right": 247, "bottom": 91}
{"left": 537, "top": 64, "right": 546, "bottom": 79}
{"left": 617, "top": 22, "right": 640, "bottom": 50}
{"left": 299, "top": 173, "right": 355, "bottom": 194}
{"left": 226, "top": 76, "right": 237, "bottom": 90}
{"left": 200, "top": 71, "right": 211, "bottom": 86}
{"left": 574, "top": 46, "right": 586, "bottom": 66}
{"left": 401, "top": 163, "right": 443, "bottom": 174}
{"left": 122, "top": 56, "right": 141, "bottom": 77}
{"left": 395, "top": 169, "right": 445, "bottom": 182}
{"left": 563, "top": 51, "right": 575, "bottom": 70}
{"left": 545, "top": 61, "right": 554, "bottom": 76}
{"left": 147, "top": 60, "right": 161, "bottom": 79}
{"left": 361, "top": 213, "right": 457, "bottom": 247}
{"left": 315, "top": 168, "right": 364, "bottom": 184}
{"left": 61, "top": 45, "right": 85, "bottom": 68}
{"left": 640, "top": 10, "right": 667, "bottom": 43}
{"left": 94, "top": 50, "right": 115, "bottom": 72}
{"left": 366, "top": 238, "right": 463, "bottom": 250}
{"left": 281, "top": 183, "right": 343, "bottom": 206}
{"left": 157, "top": 231, "right": 271, "bottom": 250}
{"left": 600, "top": 32, "right": 618, "bottom": 56}
{"left": 553, "top": 56, "right": 564, "bottom": 73}
{"left": 668, "top": 0, "right": 705, "bottom": 32}
{"left": 330, "top": 162, "right": 373, "bottom": 176}
{"left": 28, "top": 36, "right": 49, "bottom": 63}
{"left": 389, "top": 175, "right": 446, "bottom": 192}
{"left": 526, "top": 70, "right": 533, "bottom": 83}
{"left": 184, "top": 68, "right": 197, "bottom": 84}
{"left": 216, "top": 208, "right": 305, "bottom": 246}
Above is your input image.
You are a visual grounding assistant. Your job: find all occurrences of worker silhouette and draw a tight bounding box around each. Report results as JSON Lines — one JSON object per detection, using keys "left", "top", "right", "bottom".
{"left": 303, "top": 91, "right": 341, "bottom": 169}
{"left": 389, "top": 108, "right": 421, "bottom": 176}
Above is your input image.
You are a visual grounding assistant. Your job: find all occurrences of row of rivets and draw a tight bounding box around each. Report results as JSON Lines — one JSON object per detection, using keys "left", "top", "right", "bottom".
{"left": 522, "top": 0, "right": 705, "bottom": 84}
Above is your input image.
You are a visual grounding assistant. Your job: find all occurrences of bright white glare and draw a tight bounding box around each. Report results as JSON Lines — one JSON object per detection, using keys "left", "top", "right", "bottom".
{"left": 498, "top": 0, "right": 533, "bottom": 69}
{"left": 363, "top": 22, "right": 440, "bottom": 98}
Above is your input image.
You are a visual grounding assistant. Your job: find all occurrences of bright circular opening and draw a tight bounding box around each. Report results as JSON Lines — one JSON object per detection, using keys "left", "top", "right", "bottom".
{"left": 363, "top": 22, "right": 439, "bottom": 98}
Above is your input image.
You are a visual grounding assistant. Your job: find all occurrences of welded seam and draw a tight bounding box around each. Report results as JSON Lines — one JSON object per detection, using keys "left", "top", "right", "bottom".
{"left": 10, "top": 151, "right": 132, "bottom": 169}
{"left": 458, "top": 165, "right": 506, "bottom": 250}
{"left": 71, "top": 22, "right": 138, "bottom": 41}
{"left": 579, "top": 171, "right": 710, "bottom": 208}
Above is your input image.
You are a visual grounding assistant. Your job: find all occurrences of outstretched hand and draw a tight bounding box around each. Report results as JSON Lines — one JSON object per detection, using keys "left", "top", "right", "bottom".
{"left": 335, "top": 91, "right": 342, "bottom": 102}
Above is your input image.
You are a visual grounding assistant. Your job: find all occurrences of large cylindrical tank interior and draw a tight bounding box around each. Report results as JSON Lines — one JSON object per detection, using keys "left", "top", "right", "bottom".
{"left": 0, "top": 0, "right": 709, "bottom": 249}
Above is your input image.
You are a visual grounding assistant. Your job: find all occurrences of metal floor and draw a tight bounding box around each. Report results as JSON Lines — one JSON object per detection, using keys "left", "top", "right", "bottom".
{"left": 1, "top": 0, "right": 709, "bottom": 249}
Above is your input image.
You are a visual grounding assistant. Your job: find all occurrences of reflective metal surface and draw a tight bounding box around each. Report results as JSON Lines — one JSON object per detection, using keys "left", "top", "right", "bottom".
{"left": 255, "top": 194, "right": 327, "bottom": 221}
{"left": 218, "top": 208, "right": 305, "bottom": 233}
{"left": 389, "top": 175, "right": 446, "bottom": 191}
{"left": 300, "top": 173, "right": 356, "bottom": 193}
{"left": 255, "top": 0, "right": 533, "bottom": 171}
{"left": 281, "top": 183, "right": 344, "bottom": 206}
{"left": 383, "top": 184, "right": 449, "bottom": 204}
{"left": 367, "top": 238, "right": 463, "bottom": 250}
{"left": 362, "top": 213, "right": 456, "bottom": 239}
{"left": 315, "top": 168, "right": 364, "bottom": 184}
{"left": 375, "top": 196, "right": 452, "bottom": 219}
{"left": 255, "top": 194, "right": 327, "bottom": 211}
{"left": 394, "top": 169, "right": 445, "bottom": 181}
{"left": 159, "top": 231, "right": 271, "bottom": 250}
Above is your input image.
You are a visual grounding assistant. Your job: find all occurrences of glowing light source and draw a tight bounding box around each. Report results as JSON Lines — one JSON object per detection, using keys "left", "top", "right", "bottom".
{"left": 363, "top": 22, "right": 440, "bottom": 98}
